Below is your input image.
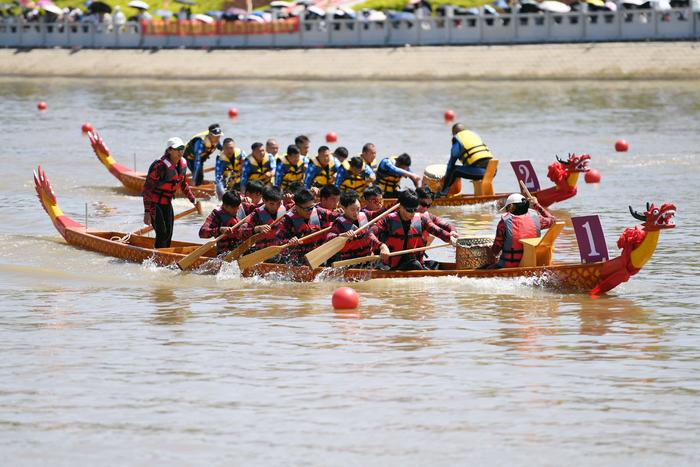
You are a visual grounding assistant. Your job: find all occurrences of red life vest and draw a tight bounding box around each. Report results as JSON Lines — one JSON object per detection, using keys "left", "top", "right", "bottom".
{"left": 144, "top": 157, "right": 188, "bottom": 205}
{"left": 215, "top": 207, "right": 242, "bottom": 254}
{"left": 334, "top": 213, "right": 372, "bottom": 260}
{"left": 498, "top": 210, "right": 541, "bottom": 267}
{"left": 283, "top": 209, "right": 322, "bottom": 261}
{"left": 251, "top": 205, "right": 285, "bottom": 249}
{"left": 383, "top": 213, "right": 424, "bottom": 268}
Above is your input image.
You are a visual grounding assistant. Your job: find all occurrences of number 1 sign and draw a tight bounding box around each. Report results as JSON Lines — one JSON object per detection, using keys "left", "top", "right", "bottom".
{"left": 510, "top": 160, "right": 541, "bottom": 192}
{"left": 571, "top": 215, "right": 609, "bottom": 263}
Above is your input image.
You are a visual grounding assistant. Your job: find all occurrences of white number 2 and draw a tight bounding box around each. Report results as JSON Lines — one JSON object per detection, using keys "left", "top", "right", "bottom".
{"left": 518, "top": 164, "right": 534, "bottom": 189}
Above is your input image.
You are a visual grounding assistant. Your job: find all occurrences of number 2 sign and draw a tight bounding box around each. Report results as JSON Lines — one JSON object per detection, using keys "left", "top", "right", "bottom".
{"left": 510, "top": 160, "right": 541, "bottom": 192}
{"left": 571, "top": 215, "right": 609, "bottom": 263}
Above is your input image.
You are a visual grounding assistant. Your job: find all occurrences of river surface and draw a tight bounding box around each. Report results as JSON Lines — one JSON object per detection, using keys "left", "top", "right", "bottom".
{"left": 1, "top": 77, "right": 699, "bottom": 465}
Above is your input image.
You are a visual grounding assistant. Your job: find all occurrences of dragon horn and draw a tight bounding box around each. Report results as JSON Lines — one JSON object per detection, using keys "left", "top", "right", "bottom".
{"left": 629, "top": 206, "right": 646, "bottom": 221}
{"left": 646, "top": 202, "right": 651, "bottom": 211}
{"left": 556, "top": 154, "right": 566, "bottom": 164}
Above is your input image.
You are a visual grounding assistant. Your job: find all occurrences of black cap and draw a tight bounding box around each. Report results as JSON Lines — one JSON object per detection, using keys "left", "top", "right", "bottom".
{"left": 208, "top": 123, "right": 222, "bottom": 136}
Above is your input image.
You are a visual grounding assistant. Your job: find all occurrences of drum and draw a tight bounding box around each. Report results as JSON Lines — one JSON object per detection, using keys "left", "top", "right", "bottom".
{"left": 455, "top": 237, "right": 496, "bottom": 269}
{"left": 422, "top": 164, "right": 462, "bottom": 197}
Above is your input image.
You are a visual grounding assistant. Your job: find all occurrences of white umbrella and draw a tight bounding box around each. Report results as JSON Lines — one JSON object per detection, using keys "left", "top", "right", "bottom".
{"left": 307, "top": 5, "right": 325, "bottom": 17}
{"left": 367, "top": 10, "right": 386, "bottom": 21}
{"left": 270, "top": 1, "right": 294, "bottom": 8}
{"left": 192, "top": 13, "right": 214, "bottom": 23}
{"left": 128, "top": 0, "right": 149, "bottom": 10}
{"left": 539, "top": 1, "right": 571, "bottom": 12}
{"left": 42, "top": 3, "right": 63, "bottom": 15}
{"left": 604, "top": 0, "right": 617, "bottom": 10}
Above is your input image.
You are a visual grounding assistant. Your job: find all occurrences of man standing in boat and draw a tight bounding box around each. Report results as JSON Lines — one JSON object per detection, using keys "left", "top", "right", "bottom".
{"left": 240, "top": 142, "right": 275, "bottom": 191}
{"left": 438, "top": 122, "right": 493, "bottom": 198}
{"left": 487, "top": 193, "right": 557, "bottom": 269}
{"left": 374, "top": 153, "right": 420, "bottom": 198}
{"left": 373, "top": 189, "right": 457, "bottom": 271}
{"left": 183, "top": 123, "right": 223, "bottom": 187}
{"left": 199, "top": 191, "right": 245, "bottom": 255}
{"left": 214, "top": 137, "right": 246, "bottom": 199}
{"left": 142, "top": 137, "right": 198, "bottom": 249}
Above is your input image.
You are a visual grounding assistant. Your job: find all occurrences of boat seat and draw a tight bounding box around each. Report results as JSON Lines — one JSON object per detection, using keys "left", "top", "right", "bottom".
{"left": 519, "top": 221, "right": 566, "bottom": 267}
{"left": 472, "top": 159, "right": 498, "bottom": 196}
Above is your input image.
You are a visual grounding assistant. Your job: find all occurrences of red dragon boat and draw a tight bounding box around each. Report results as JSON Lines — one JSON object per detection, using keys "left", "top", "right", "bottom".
{"left": 87, "top": 130, "right": 216, "bottom": 198}
{"left": 35, "top": 165, "right": 675, "bottom": 295}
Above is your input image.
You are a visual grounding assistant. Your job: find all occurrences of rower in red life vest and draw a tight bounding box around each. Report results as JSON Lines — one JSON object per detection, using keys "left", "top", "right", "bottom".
{"left": 237, "top": 180, "right": 264, "bottom": 220}
{"left": 361, "top": 185, "right": 386, "bottom": 221}
{"left": 198, "top": 191, "right": 245, "bottom": 255}
{"left": 416, "top": 186, "right": 457, "bottom": 269}
{"left": 325, "top": 190, "right": 383, "bottom": 265}
{"left": 275, "top": 188, "right": 324, "bottom": 265}
{"left": 487, "top": 193, "right": 557, "bottom": 268}
{"left": 315, "top": 184, "right": 341, "bottom": 228}
{"left": 372, "top": 189, "right": 458, "bottom": 271}
{"left": 142, "top": 137, "right": 198, "bottom": 249}
{"left": 238, "top": 186, "right": 286, "bottom": 252}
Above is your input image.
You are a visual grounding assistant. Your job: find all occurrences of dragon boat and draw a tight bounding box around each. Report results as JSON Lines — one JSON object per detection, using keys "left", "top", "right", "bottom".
{"left": 36, "top": 165, "right": 675, "bottom": 295}
{"left": 383, "top": 153, "right": 592, "bottom": 209}
{"left": 87, "top": 130, "right": 216, "bottom": 198}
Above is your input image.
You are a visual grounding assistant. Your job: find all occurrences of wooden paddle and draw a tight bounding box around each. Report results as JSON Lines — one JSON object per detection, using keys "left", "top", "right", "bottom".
{"left": 177, "top": 214, "right": 248, "bottom": 271}
{"left": 134, "top": 201, "right": 202, "bottom": 236}
{"left": 223, "top": 212, "right": 287, "bottom": 262}
{"left": 305, "top": 203, "right": 400, "bottom": 269}
{"left": 332, "top": 242, "right": 452, "bottom": 268}
{"left": 237, "top": 226, "right": 332, "bottom": 270}
{"left": 519, "top": 180, "right": 534, "bottom": 201}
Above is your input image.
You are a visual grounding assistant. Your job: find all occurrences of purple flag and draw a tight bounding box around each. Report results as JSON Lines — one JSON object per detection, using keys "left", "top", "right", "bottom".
{"left": 510, "top": 160, "right": 541, "bottom": 192}
{"left": 571, "top": 215, "right": 609, "bottom": 263}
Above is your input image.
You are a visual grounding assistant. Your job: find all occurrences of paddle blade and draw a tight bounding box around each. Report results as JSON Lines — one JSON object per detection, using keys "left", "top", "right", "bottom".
{"left": 237, "top": 245, "right": 284, "bottom": 271}
{"left": 177, "top": 239, "right": 217, "bottom": 270}
{"left": 305, "top": 236, "right": 348, "bottom": 269}
{"left": 332, "top": 255, "right": 380, "bottom": 268}
{"left": 224, "top": 234, "right": 260, "bottom": 262}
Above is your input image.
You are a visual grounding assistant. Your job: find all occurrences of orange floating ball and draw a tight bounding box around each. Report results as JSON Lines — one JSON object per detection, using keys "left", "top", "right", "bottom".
{"left": 615, "top": 139, "right": 629, "bottom": 152}
{"left": 37, "top": 101, "right": 47, "bottom": 111}
{"left": 332, "top": 287, "right": 359, "bottom": 309}
{"left": 326, "top": 131, "right": 338, "bottom": 143}
{"left": 444, "top": 109, "right": 455, "bottom": 121}
{"left": 228, "top": 107, "right": 239, "bottom": 118}
{"left": 585, "top": 169, "right": 601, "bottom": 184}
{"left": 81, "top": 122, "right": 93, "bottom": 133}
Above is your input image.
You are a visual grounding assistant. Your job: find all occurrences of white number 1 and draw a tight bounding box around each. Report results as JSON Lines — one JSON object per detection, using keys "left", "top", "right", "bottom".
{"left": 581, "top": 221, "right": 600, "bottom": 257}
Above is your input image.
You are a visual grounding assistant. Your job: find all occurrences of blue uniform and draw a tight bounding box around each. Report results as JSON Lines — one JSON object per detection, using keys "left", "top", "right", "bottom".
{"left": 335, "top": 161, "right": 375, "bottom": 195}
{"left": 375, "top": 157, "right": 412, "bottom": 196}
{"left": 304, "top": 156, "right": 341, "bottom": 188}
{"left": 240, "top": 154, "right": 275, "bottom": 190}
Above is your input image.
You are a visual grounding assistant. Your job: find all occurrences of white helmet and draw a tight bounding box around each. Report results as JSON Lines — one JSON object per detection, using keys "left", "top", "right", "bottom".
{"left": 500, "top": 193, "right": 526, "bottom": 211}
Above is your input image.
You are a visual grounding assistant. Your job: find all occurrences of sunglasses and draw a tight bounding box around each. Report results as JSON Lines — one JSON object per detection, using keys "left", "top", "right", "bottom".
{"left": 419, "top": 201, "right": 432, "bottom": 208}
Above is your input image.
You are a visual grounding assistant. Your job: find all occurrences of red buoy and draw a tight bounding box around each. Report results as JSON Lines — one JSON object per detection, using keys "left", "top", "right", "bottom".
{"left": 81, "top": 122, "right": 93, "bottom": 133}
{"left": 37, "top": 101, "right": 47, "bottom": 111}
{"left": 615, "top": 139, "right": 629, "bottom": 152}
{"left": 228, "top": 107, "right": 239, "bottom": 118}
{"left": 325, "top": 131, "right": 338, "bottom": 143}
{"left": 332, "top": 287, "right": 359, "bottom": 309}
{"left": 585, "top": 169, "right": 601, "bottom": 184}
{"left": 444, "top": 109, "right": 455, "bottom": 121}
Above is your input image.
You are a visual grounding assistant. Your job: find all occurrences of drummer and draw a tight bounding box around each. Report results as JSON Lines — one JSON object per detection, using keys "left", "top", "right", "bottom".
{"left": 374, "top": 153, "right": 420, "bottom": 198}
{"left": 438, "top": 122, "right": 494, "bottom": 198}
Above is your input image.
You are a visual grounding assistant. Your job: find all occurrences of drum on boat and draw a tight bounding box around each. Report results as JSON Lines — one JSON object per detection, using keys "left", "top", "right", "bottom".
{"left": 422, "top": 164, "right": 462, "bottom": 197}
{"left": 455, "top": 237, "right": 495, "bottom": 269}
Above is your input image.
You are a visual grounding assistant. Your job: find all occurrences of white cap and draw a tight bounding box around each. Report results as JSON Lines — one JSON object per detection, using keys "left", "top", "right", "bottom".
{"left": 167, "top": 137, "right": 185, "bottom": 149}
{"left": 500, "top": 193, "right": 526, "bottom": 211}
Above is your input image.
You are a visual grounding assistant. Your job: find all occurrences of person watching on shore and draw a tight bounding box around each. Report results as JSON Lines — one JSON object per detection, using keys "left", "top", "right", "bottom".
{"left": 184, "top": 123, "right": 223, "bottom": 186}
{"left": 438, "top": 122, "right": 493, "bottom": 198}
{"left": 214, "top": 137, "right": 246, "bottom": 199}
{"left": 240, "top": 141, "right": 275, "bottom": 190}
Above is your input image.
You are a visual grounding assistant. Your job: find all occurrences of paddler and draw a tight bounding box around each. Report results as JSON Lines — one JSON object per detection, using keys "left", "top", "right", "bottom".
{"left": 275, "top": 188, "right": 324, "bottom": 265}
{"left": 183, "top": 123, "right": 223, "bottom": 186}
{"left": 238, "top": 186, "right": 286, "bottom": 252}
{"left": 416, "top": 186, "right": 457, "bottom": 269}
{"left": 372, "top": 189, "right": 457, "bottom": 271}
{"left": 333, "top": 146, "right": 349, "bottom": 165}
{"left": 266, "top": 138, "right": 279, "bottom": 158}
{"left": 375, "top": 153, "right": 420, "bottom": 197}
{"left": 486, "top": 193, "right": 557, "bottom": 269}
{"left": 361, "top": 185, "right": 386, "bottom": 220}
{"left": 275, "top": 145, "right": 307, "bottom": 193}
{"left": 304, "top": 145, "right": 340, "bottom": 191}
{"left": 214, "top": 137, "right": 246, "bottom": 199}
{"left": 240, "top": 142, "right": 275, "bottom": 191}
{"left": 316, "top": 184, "right": 341, "bottom": 228}
{"left": 142, "top": 137, "right": 198, "bottom": 248}
{"left": 438, "top": 122, "right": 494, "bottom": 198}
{"left": 238, "top": 180, "right": 264, "bottom": 220}
{"left": 295, "top": 135, "right": 312, "bottom": 162}
{"left": 359, "top": 142, "right": 379, "bottom": 172}
{"left": 335, "top": 156, "right": 375, "bottom": 195}
{"left": 198, "top": 191, "right": 245, "bottom": 255}
{"left": 325, "top": 190, "right": 383, "bottom": 266}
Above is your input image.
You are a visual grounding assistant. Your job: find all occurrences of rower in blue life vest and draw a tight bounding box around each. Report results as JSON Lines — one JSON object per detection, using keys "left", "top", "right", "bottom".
{"left": 335, "top": 156, "right": 375, "bottom": 195}
{"left": 240, "top": 142, "right": 275, "bottom": 191}
{"left": 486, "top": 193, "right": 557, "bottom": 269}
{"left": 438, "top": 122, "right": 494, "bottom": 198}
{"left": 198, "top": 191, "right": 245, "bottom": 255}
{"left": 183, "top": 123, "right": 223, "bottom": 186}
{"left": 214, "top": 137, "right": 247, "bottom": 199}
{"left": 266, "top": 138, "right": 279, "bottom": 159}
{"left": 275, "top": 145, "right": 308, "bottom": 194}
{"left": 359, "top": 143, "right": 379, "bottom": 172}
{"left": 305, "top": 145, "right": 340, "bottom": 191}
{"left": 333, "top": 146, "right": 349, "bottom": 165}
{"left": 375, "top": 153, "right": 420, "bottom": 197}
{"left": 295, "top": 135, "right": 311, "bottom": 163}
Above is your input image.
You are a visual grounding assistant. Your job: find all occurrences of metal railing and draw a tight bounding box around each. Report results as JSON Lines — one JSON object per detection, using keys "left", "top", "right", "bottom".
{"left": 1, "top": 9, "right": 698, "bottom": 49}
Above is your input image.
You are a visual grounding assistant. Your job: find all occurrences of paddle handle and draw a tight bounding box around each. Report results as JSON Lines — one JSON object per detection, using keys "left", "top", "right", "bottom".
{"left": 519, "top": 180, "right": 533, "bottom": 199}
{"left": 387, "top": 242, "right": 451, "bottom": 257}
{"left": 354, "top": 203, "right": 400, "bottom": 235}
{"left": 281, "top": 226, "right": 332, "bottom": 249}
{"left": 333, "top": 243, "right": 451, "bottom": 268}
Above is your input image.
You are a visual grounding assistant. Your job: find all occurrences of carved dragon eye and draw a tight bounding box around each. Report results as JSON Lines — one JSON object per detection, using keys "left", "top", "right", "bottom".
{"left": 652, "top": 209, "right": 659, "bottom": 216}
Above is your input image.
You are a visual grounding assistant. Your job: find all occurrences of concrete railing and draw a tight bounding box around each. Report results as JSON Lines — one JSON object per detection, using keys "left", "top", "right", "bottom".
{"left": 1, "top": 9, "right": 698, "bottom": 49}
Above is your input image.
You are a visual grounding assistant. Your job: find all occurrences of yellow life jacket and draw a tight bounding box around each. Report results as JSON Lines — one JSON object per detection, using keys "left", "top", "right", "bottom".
{"left": 277, "top": 154, "right": 306, "bottom": 191}
{"left": 357, "top": 154, "right": 379, "bottom": 172}
{"left": 219, "top": 147, "right": 243, "bottom": 188}
{"left": 339, "top": 160, "right": 370, "bottom": 194}
{"left": 308, "top": 156, "right": 337, "bottom": 187}
{"left": 375, "top": 156, "right": 402, "bottom": 194}
{"left": 184, "top": 130, "right": 218, "bottom": 163}
{"left": 247, "top": 153, "right": 272, "bottom": 185}
{"left": 454, "top": 130, "right": 493, "bottom": 166}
